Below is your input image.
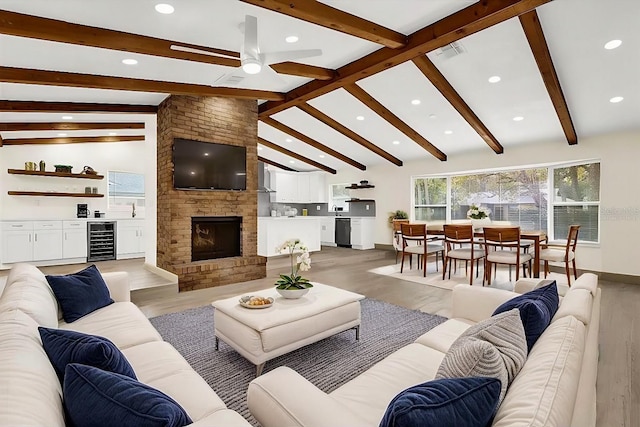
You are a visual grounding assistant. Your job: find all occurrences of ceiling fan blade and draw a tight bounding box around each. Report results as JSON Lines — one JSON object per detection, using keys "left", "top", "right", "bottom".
{"left": 261, "top": 49, "right": 323, "bottom": 66}
{"left": 243, "top": 15, "right": 260, "bottom": 60}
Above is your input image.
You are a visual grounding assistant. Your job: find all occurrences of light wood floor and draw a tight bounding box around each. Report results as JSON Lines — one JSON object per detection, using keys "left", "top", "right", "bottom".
{"left": 4, "top": 247, "right": 636, "bottom": 427}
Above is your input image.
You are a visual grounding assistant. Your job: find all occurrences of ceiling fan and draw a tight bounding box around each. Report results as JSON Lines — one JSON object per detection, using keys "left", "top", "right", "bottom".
{"left": 171, "top": 15, "right": 322, "bottom": 83}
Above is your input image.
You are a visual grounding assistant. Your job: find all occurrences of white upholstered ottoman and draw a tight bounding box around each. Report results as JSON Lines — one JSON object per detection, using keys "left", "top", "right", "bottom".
{"left": 211, "top": 283, "right": 364, "bottom": 375}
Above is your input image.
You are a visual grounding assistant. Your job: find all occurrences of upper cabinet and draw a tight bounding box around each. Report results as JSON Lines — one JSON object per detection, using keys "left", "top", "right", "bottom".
{"left": 270, "top": 171, "right": 327, "bottom": 203}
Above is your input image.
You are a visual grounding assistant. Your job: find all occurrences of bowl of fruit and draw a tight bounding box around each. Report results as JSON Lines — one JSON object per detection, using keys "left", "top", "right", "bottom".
{"left": 239, "top": 295, "right": 274, "bottom": 309}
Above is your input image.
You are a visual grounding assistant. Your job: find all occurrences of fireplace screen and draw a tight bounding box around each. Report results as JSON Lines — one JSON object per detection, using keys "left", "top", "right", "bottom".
{"left": 191, "top": 216, "right": 241, "bottom": 262}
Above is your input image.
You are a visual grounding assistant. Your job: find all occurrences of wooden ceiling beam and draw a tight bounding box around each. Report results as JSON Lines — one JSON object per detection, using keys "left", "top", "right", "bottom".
{"left": 0, "top": 100, "right": 157, "bottom": 113}
{"left": 269, "top": 62, "right": 336, "bottom": 80}
{"left": 519, "top": 10, "right": 577, "bottom": 145}
{"left": 258, "top": 137, "right": 336, "bottom": 174}
{"left": 0, "top": 122, "right": 145, "bottom": 131}
{"left": 258, "top": 156, "right": 297, "bottom": 172}
{"left": 1, "top": 135, "right": 144, "bottom": 145}
{"left": 239, "top": 0, "right": 407, "bottom": 48}
{"left": 259, "top": 0, "right": 552, "bottom": 117}
{"left": 0, "top": 10, "right": 241, "bottom": 68}
{"left": 411, "top": 56, "right": 504, "bottom": 154}
{"left": 344, "top": 84, "right": 446, "bottom": 161}
{"left": 0, "top": 66, "right": 284, "bottom": 101}
{"left": 297, "top": 103, "right": 403, "bottom": 166}
{"left": 261, "top": 117, "right": 366, "bottom": 170}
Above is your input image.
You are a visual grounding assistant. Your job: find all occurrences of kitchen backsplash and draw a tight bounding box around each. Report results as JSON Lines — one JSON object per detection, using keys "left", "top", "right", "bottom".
{"left": 257, "top": 194, "right": 375, "bottom": 217}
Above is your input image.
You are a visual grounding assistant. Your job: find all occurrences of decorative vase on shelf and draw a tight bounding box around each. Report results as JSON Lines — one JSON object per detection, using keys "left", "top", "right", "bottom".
{"left": 274, "top": 238, "right": 313, "bottom": 300}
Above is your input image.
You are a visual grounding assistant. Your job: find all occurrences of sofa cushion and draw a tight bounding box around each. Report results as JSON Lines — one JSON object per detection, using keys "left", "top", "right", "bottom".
{"left": 379, "top": 377, "right": 501, "bottom": 427}
{"left": 46, "top": 264, "right": 114, "bottom": 323}
{"left": 553, "top": 288, "right": 593, "bottom": 325}
{"left": 436, "top": 309, "right": 527, "bottom": 403}
{"left": 492, "top": 316, "right": 586, "bottom": 427}
{"left": 492, "top": 282, "right": 559, "bottom": 351}
{"left": 0, "top": 263, "right": 59, "bottom": 327}
{"left": 414, "top": 318, "right": 474, "bottom": 353}
{"left": 0, "top": 309, "right": 65, "bottom": 427}
{"left": 63, "top": 363, "right": 192, "bottom": 427}
{"left": 39, "top": 327, "right": 136, "bottom": 383}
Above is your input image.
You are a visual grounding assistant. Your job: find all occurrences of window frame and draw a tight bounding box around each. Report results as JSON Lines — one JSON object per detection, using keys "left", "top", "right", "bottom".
{"left": 329, "top": 183, "right": 352, "bottom": 213}
{"left": 107, "top": 170, "right": 146, "bottom": 214}
{"left": 411, "top": 176, "right": 448, "bottom": 222}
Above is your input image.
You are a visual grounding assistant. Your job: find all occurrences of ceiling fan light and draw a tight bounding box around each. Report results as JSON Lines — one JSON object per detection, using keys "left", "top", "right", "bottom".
{"left": 242, "top": 58, "right": 262, "bottom": 74}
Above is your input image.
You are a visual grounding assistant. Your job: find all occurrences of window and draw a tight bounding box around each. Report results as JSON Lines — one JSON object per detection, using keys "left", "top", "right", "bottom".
{"left": 413, "top": 177, "right": 447, "bottom": 221}
{"left": 551, "top": 163, "right": 600, "bottom": 242}
{"left": 330, "top": 183, "right": 351, "bottom": 212}
{"left": 411, "top": 161, "right": 599, "bottom": 243}
{"left": 108, "top": 171, "right": 145, "bottom": 212}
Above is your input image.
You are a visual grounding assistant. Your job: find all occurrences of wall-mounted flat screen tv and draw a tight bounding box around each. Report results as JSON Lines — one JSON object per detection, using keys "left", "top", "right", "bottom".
{"left": 172, "top": 138, "right": 246, "bottom": 191}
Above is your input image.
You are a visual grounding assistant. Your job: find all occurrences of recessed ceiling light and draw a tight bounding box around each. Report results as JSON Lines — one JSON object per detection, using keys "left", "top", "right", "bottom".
{"left": 429, "top": 114, "right": 437, "bottom": 119}
{"left": 604, "top": 39, "right": 622, "bottom": 50}
{"left": 285, "top": 138, "right": 292, "bottom": 142}
{"left": 62, "top": 116, "right": 73, "bottom": 120}
{"left": 108, "top": 132, "right": 117, "bottom": 136}
{"left": 190, "top": 171, "right": 196, "bottom": 175}
{"left": 319, "top": 154, "right": 325, "bottom": 158}
{"left": 609, "top": 96, "right": 624, "bottom": 103}
{"left": 57, "top": 133, "right": 67, "bottom": 137}
{"left": 392, "top": 140, "right": 400, "bottom": 145}
{"left": 257, "top": 147, "right": 263, "bottom": 151}
{"left": 285, "top": 35, "right": 299, "bottom": 43}
{"left": 203, "top": 152, "right": 210, "bottom": 156}
{"left": 356, "top": 116, "right": 364, "bottom": 121}
{"left": 444, "top": 130, "right": 453, "bottom": 135}
{"left": 289, "top": 160, "right": 295, "bottom": 164}
{"left": 155, "top": 3, "right": 174, "bottom": 14}
{"left": 122, "top": 58, "right": 138, "bottom": 65}
{"left": 411, "top": 99, "right": 421, "bottom": 105}
{"left": 488, "top": 75, "right": 501, "bottom": 83}
{"left": 513, "top": 116, "right": 524, "bottom": 122}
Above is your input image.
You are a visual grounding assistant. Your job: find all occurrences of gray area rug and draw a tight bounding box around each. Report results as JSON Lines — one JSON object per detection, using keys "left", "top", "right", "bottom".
{"left": 150, "top": 298, "right": 447, "bottom": 425}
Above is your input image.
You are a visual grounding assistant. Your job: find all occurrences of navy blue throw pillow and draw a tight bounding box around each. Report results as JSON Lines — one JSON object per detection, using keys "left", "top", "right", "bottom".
{"left": 38, "top": 327, "right": 136, "bottom": 384}
{"left": 492, "top": 282, "right": 559, "bottom": 351}
{"left": 64, "top": 364, "right": 192, "bottom": 427}
{"left": 46, "top": 264, "right": 113, "bottom": 323}
{"left": 379, "top": 377, "right": 501, "bottom": 427}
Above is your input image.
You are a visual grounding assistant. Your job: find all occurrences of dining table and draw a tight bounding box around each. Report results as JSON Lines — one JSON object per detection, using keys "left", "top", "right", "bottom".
{"left": 422, "top": 225, "right": 548, "bottom": 278}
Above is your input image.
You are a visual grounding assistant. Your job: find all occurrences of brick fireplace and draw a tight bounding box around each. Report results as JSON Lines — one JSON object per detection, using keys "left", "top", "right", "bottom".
{"left": 156, "top": 95, "right": 266, "bottom": 292}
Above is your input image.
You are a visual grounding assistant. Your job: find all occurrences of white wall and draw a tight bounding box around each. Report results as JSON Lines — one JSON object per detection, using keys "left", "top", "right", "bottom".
{"left": 0, "top": 114, "right": 158, "bottom": 265}
{"left": 328, "top": 130, "right": 640, "bottom": 276}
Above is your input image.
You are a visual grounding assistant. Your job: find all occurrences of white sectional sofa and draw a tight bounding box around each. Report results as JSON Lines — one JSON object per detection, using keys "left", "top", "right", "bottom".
{"left": 0, "top": 263, "right": 251, "bottom": 427}
{"left": 248, "top": 274, "right": 601, "bottom": 427}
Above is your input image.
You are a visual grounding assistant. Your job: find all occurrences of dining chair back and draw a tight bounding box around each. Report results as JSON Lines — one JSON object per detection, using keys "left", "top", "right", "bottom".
{"left": 392, "top": 219, "right": 410, "bottom": 263}
{"left": 540, "top": 224, "right": 580, "bottom": 286}
{"left": 400, "top": 223, "right": 444, "bottom": 277}
{"left": 483, "top": 226, "right": 532, "bottom": 285}
{"left": 442, "top": 224, "right": 484, "bottom": 285}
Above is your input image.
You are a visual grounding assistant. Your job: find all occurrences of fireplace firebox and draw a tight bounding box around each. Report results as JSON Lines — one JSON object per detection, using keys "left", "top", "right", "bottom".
{"left": 191, "top": 216, "right": 241, "bottom": 262}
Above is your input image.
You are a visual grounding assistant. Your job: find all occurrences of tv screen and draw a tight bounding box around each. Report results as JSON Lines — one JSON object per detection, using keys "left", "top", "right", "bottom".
{"left": 172, "top": 138, "right": 246, "bottom": 190}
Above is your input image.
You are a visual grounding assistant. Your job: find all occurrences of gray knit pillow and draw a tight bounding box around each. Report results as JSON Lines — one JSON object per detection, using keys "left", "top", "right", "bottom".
{"left": 436, "top": 308, "right": 527, "bottom": 403}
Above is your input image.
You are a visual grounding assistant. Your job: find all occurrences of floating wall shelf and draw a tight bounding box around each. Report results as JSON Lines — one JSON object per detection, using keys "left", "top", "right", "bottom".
{"left": 8, "top": 191, "right": 104, "bottom": 198}
{"left": 346, "top": 184, "right": 375, "bottom": 189}
{"left": 8, "top": 169, "right": 104, "bottom": 179}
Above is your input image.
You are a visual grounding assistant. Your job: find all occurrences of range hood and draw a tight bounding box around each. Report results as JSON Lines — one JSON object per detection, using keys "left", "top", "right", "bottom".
{"left": 257, "top": 161, "right": 275, "bottom": 193}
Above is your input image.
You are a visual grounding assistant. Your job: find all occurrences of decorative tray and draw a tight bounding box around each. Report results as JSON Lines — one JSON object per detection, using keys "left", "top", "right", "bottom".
{"left": 239, "top": 295, "right": 274, "bottom": 309}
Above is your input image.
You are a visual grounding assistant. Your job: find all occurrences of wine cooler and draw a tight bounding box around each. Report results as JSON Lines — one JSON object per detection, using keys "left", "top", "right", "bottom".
{"left": 87, "top": 221, "right": 117, "bottom": 261}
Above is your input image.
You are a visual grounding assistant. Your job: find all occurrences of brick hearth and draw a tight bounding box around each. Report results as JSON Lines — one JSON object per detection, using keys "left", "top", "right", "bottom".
{"left": 156, "top": 95, "right": 266, "bottom": 291}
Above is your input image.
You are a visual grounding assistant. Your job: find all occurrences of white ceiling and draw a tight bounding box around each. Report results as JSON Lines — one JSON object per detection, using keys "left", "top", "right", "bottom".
{"left": 0, "top": 0, "right": 638, "bottom": 172}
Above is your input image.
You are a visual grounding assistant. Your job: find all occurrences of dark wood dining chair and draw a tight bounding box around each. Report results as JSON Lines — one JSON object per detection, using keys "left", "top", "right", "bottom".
{"left": 539, "top": 225, "right": 580, "bottom": 286}
{"left": 392, "top": 219, "right": 410, "bottom": 263}
{"left": 400, "top": 223, "right": 444, "bottom": 277}
{"left": 483, "top": 226, "right": 532, "bottom": 285}
{"left": 442, "top": 224, "right": 485, "bottom": 285}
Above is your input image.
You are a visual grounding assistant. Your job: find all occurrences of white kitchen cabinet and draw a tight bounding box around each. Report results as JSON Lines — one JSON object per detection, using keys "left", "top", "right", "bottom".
{"left": 320, "top": 217, "right": 336, "bottom": 246}
{"left": 63, "top": 221, "right": 87, "bottom": 259}
{"left": 309, "top": 172, "right": 328, "bottom": 203}
{"left": 270, "top": 171, "right": 297, "bottom": 203}
{"left": 270, "top": 171, "right": 327, "bottom": 203}
{"left": 117, "top": 220, "right": 145, "bottom": 259}
{"left": 297, "top": 174, "right": 310, "bottom": 203}
{"left": 350, "top": 218, "right": 375, "bottom": 250}
{"left": 1, "top": 221, "right": 63, "bottom": 264}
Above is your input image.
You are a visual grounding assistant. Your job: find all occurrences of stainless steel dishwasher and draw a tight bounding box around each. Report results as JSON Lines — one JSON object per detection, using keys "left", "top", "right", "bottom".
{"left": 335, "top": 217, "right": 351, "bottom": 248}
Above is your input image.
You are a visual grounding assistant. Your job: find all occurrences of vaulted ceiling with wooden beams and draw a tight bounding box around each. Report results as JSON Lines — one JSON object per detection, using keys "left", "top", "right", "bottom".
{"left": 0, "top": 0, "right": 637, "bottom": 172}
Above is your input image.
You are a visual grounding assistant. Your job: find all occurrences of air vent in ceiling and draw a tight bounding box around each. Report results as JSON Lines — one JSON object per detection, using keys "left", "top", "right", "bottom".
{"left": 222, "top": 75, "right": 245, "bottom": 86}
{"left": 435, "top": 41, "right": 466, "bottom": 59}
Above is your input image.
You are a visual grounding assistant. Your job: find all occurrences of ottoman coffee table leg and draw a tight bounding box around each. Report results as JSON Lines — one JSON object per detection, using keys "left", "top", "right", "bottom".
{"left": 214, "top": 335, "right": 219, "bottom": 351}
{"left": 355, "top": 325, "right": 360, "bottom": 341}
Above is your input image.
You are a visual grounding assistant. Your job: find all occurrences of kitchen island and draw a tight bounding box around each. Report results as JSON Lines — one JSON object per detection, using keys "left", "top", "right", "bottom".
{"left": 257, "top": 217, "right": 323, "bottom": 257}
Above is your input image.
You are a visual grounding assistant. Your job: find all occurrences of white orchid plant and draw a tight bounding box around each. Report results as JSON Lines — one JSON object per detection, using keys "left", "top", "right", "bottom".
{"left": 274, "top": 239, "right": 313, "bottom": 290}
{"left": 466, "top": 204, "right": 491, "bottom": 220}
